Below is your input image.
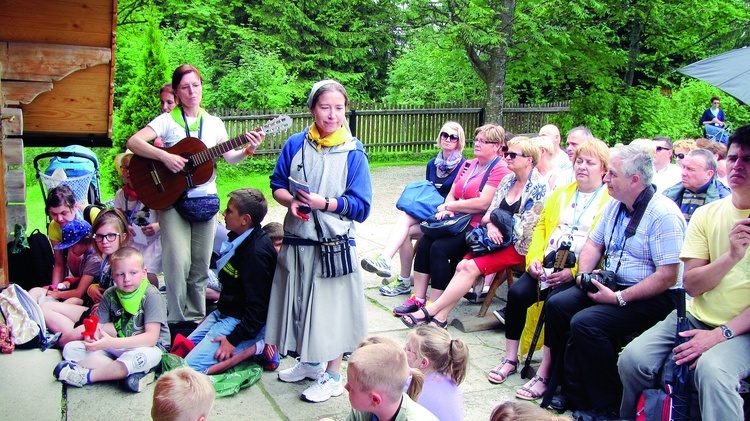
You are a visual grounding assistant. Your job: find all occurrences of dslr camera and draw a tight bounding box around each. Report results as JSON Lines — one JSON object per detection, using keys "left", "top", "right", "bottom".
{"left": 578, "top": 270, "right": 617, "bottom": 293}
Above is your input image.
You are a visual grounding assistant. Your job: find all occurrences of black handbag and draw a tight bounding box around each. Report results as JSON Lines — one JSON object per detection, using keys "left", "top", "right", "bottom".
{"left": 420, "top": 213, "right": 472, "bottom": 239}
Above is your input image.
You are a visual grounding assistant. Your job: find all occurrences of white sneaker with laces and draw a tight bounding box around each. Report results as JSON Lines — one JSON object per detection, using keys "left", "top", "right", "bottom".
{"left": 301, "top": 372, "right": 344, "bottom": 403}
{"left": 278, "top": 361, "right": 325, "bottom": 383}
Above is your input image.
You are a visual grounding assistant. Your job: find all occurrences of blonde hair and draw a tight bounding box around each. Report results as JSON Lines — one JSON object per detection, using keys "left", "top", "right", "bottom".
{"left": 490, "top": 401, "right": 573, "bottom": 421}
{"left": 436, "top": 121, "right": 466, "bottom": 151}
{"left": 573, "top": 138, "right": 611, "bottom": 174}
{"left": 475, "top": 124, "right": 506, "bottom": 147}
{"left": 629, "top": 138, "right": 657, "bottom": 157}
{"left": 410, "top": 326, "right": 469, "bottom": 385}
{"left": 356, "top": 336, "right": 425, "bottom": 401}
{"left": 348, "top": 339, "right": 412, "bottom": 403}
{"left": 531, "top": 136, "right": 554, "bottom": 156}
{"left": 507, "top": 137, "right": 540, "bottom": 167}
{"left": 110, "top": 246, "right": 145, "bottom": 270}
{"left": 151, "top": 367, "right": 215, "bottom": 421}
{"left": 673, "top": 138, "right": 698, "bottom": 152}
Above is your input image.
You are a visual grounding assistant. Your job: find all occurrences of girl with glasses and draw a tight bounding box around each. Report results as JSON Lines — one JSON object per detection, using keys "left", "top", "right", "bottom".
{"left": 41, "top": 209, "right": 131, "bottom": 348}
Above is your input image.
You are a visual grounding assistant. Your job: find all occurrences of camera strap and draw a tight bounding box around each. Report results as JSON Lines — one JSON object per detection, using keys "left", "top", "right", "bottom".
{"left": 606, "top": 185, "right": 656, "bottom": 274}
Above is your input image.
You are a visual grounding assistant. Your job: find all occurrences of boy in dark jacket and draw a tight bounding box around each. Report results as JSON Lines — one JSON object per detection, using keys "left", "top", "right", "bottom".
{"left": 185, "top": 188, "right": 279, "bottom": 374}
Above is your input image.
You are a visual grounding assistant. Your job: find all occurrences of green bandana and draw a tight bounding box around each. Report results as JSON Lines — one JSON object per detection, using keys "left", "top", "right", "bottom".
{"left": 170, "top": 107, "right": 205, "bottom": 133}
{"left": 116, "top": 279, "right": 149, "bottom": 315}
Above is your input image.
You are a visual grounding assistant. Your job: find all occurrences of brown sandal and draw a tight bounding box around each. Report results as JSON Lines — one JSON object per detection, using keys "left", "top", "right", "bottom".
{"left": 488, "top": 358, "right": 518, "bottom": 384}
{"left": 515, "top": 375, "right": 548, "bottom": 400}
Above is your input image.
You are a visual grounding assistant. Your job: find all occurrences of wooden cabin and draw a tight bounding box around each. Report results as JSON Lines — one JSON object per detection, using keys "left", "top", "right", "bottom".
{"left": 0, "top": 0, "right": 116, "bottom": 286}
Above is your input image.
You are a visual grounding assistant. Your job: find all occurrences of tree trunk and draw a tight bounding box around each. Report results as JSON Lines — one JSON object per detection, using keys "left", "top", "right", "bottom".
{"left": 623, "top": 12, "right": 644, "bottom": 87}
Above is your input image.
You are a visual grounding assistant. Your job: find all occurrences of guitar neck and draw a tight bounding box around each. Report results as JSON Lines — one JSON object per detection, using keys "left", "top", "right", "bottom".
{"left": 191, "top": 134, "right": 248, "bottom": 166}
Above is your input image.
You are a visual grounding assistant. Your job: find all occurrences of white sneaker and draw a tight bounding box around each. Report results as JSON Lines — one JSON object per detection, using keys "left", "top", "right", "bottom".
{"left": 53, "top": 361, "right": 89, "bottom": 388}
{"left": 278, "top": 361, "right": 325, "bottom": 383}
{"left": 301, "top": 372, "right": 344, "bottom": 403}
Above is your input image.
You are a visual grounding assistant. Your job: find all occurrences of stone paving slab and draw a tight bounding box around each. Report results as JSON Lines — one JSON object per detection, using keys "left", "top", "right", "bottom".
{"left": 0, "top": 165, "right": 571, "bottom": 420}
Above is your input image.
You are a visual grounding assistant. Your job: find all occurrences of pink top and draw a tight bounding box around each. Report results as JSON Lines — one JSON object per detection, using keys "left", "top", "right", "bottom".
{"left": 450, "top": 158, "right": 510, "bottom": 227}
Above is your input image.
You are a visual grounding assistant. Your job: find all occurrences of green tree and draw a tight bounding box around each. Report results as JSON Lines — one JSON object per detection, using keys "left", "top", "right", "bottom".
{"left": 109, "top": 16, "right": 170, "bottom": 192}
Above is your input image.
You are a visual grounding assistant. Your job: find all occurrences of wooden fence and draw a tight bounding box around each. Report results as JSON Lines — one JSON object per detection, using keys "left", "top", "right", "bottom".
{"left": 210, "top": 101, "right": 569, "bottom": 155}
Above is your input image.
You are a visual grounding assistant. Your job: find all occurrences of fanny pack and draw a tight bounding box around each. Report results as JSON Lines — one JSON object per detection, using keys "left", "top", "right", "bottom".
{"left": 174, "top": 194, "right": 220, "bottom": 223}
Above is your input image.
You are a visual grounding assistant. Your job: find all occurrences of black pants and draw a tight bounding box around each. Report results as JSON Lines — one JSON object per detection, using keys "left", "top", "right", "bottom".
{"left": 413, "top": 226, "right": 470, "bottom": 291}
{"left": 542, "top": 285, "right": 677, "bottom": 411}
{"left": 504, "top": 272, "right": 574, "bottom": 341}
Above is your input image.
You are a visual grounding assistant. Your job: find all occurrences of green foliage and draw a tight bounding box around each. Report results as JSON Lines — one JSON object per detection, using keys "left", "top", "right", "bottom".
{"left": 550, "top": 80, "right": 750, "bottom": 145}
{"left": 213, "top": 47, "right": 296, "bottom": 109}
{"left": 385, "top": 28, "right": 485, "bottom": 105}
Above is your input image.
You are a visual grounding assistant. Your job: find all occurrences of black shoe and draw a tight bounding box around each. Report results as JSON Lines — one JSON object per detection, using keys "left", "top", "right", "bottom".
{"left": 493, "top": 307, "right": 506, "bottom": 325}
{"left": 545, "top": 392, "right": 566, "bottom": 414}
{"left": 123, "top": 371, "right": 155, "bottom": 393}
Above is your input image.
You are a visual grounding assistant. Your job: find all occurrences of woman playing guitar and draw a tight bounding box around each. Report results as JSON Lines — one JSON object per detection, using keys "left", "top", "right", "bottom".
{"left": 126, "top": 64, "right": 265, "bottom": 325}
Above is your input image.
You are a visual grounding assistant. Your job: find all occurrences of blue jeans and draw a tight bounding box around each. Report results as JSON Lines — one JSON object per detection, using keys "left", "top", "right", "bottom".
{"left": 185, "top": 310, "right": 265, "bottom": 373}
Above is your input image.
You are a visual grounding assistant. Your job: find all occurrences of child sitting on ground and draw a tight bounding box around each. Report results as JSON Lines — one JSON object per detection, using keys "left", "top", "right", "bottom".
{"left": 345, "top": 338, "right": 438, "bottom": 421}
{"left": 29, "top": 219, "right": 101, "bottom": 305}
{"left": 404, "top": 325, "right": 468, "bottom": 420}
{"left": 262, "top": 221, "right": 284, "bottom": 253}
{"left": 151, "top": 367, "right": 215, "bottom": 421}
{"left": 489, "top": 401, "right": 572, "bottom": 421}
{"left": 53, "top": 246, "right": 170, "bottom": 392}
{"left": 184, "top": 188, "right": 279, "bottom": 374}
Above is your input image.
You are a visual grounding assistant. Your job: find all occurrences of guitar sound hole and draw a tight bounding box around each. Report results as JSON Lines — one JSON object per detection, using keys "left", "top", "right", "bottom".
{"left": 182, "top": 158, "right": 195, "bottom": 173}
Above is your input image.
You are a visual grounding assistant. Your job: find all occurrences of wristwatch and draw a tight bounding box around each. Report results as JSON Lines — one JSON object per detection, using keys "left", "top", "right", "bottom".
{"left": 720, "top": 324, "right": 734, "bottom": 340}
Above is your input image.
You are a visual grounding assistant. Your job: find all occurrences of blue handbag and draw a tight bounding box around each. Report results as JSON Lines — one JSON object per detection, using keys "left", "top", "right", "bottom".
{"left": 396, "top": 180, "right": 444, "bottom": 221}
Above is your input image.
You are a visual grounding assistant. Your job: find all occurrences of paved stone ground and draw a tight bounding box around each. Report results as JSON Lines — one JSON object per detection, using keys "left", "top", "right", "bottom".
{"left": 0, "top": 164, "right": 564, "bottom": 421}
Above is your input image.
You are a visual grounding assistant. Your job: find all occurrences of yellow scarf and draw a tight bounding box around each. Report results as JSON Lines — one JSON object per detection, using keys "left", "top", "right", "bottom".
{"left": 308, "top": 124, "right": 351, "bottom": 150}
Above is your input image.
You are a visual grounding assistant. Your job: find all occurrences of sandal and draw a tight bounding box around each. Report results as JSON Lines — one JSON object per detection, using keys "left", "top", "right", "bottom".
{"left": 515, "top": 375, "right": 548, "bottom": 400}
{"left": 429, "top": 317, "right": 448, "bottom": 329}
{"left": 488, "top": 358, "right": 518, "bottom": 384}
{"left": 401, "top": 307, "right": 432, "bottom": 328}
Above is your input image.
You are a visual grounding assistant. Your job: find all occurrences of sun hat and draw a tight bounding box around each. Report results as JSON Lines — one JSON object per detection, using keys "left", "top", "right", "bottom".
{"left": 115, "top": 150, "right": 134, "bottom": 177}
{"left": 54, "top": 219, "right": 92, "bottom": 250}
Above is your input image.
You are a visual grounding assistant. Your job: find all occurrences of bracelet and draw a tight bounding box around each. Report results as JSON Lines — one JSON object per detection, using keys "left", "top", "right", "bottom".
{"left": 615, "top": 291, "right": 627, "bottom": 307}
{"left": 323, "top": 197, "right": 331, "bottom": 212}
{"left": 243, "top": 145, "right": 255, "bottom": 156}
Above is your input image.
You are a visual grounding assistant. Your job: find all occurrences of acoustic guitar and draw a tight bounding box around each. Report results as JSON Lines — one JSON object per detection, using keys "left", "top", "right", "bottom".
{"left": 129, "top": 114, "right": 292, "bottom": 210}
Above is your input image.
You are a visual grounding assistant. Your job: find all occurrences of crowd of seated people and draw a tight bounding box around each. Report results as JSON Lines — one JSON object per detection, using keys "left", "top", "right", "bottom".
{"left": 10, "top": 94, "right": 749, "bottom": 420}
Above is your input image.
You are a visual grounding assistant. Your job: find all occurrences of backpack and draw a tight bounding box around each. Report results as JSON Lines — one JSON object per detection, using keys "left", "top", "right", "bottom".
{"left": 7, "top": 225, "right": 55, "bottom": 290}
{"left": 0, "top": 284, "right": 48, "bottom": 349}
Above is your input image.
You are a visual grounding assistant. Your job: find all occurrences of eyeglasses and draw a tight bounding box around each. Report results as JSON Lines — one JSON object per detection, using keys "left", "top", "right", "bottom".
{"left": 440, "top": 132, "right": 459, "bottom": 142}
{"left": 120, "top": 165, "right": 130, "bottom": 171}
{"left": 655, "top": 146, "right": 671, "bottom": 152}
{"left": 674, "top": 153, "right": 686, "bottom": 160}
{"left": 93, "top": 233, "right": 121, "bottom": 243}
{"left": 475, "top": 139, "right": 501, "bottom": 145}
{"left": 504, "top": 152, "right": 529, "bottom": 159}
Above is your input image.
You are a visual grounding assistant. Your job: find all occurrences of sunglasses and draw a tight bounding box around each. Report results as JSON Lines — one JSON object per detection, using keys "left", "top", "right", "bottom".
{"left": 655, "top": 146, "right": 671, "bottom": 152}
{"left": 93, "top": 233, "right": 121, "bottom": 243}
{"left": 504, "top": 152, "right": 529, "bottom": 159}
{"left": 440, "top": 132, "right": 459, "bottom": 142}
{"left": 674, "top": 153, "right": 686, "bottom": 160}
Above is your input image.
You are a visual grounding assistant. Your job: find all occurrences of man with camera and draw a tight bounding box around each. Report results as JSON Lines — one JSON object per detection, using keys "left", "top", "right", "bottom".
{"left": 541, "top": 145, "right": 686, "bottom": 419}
{"left": 619, "top": 125, "right": 750, "bottom": 420}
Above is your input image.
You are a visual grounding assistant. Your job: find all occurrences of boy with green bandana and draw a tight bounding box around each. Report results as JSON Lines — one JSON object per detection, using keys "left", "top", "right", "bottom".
{"left": 54, "top": 247, "right": 170, "bottom": 393}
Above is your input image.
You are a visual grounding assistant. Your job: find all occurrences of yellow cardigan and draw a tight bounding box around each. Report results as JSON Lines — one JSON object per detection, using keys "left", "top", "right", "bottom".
{"left": 524, "top": 181, "right": 611, "bottom": 276}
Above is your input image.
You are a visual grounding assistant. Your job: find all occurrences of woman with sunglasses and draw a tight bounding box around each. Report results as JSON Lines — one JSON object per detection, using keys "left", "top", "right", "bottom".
{"left": 361, "top": 122, "right": 467, "bottom": 296}
{"left": 392, "top": 125, "right": 511, "bottom": 319}
{"left": 400, "top": 137, "right": 548, "bottom": 329}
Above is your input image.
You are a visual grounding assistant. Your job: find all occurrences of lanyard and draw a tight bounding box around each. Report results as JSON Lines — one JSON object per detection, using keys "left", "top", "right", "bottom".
{"left": 570, "top": 184, "right": 604, "bottom": 234}
{"left": 123, "top": 198, "right": 140, "bottom": 225}
{"left": 181, "top": 108, "right": 203, "bottom": 140}
{"left": 461, "top": 157, "right": 497, "bottom": 198}
{"left": 605, "top": 208, "right": 628, "bottom": 275}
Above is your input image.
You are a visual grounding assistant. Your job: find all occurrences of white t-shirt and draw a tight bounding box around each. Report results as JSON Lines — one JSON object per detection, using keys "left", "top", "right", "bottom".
{"left": 653, "top": 163, "right": 682, "bottom": 193}
{"left": 147, "top": 112, "right": 229, "bottom": 197}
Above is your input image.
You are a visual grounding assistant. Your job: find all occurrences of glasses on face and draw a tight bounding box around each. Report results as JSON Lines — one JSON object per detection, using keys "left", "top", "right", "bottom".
{"left": 655, "top": 146, "right": 671, "bottom": 152}
{"left": 504, "top": 152, "right": 529, "bottom": 160}
{"left": 93, "top": 233, "right": 120, "bottom": 243}
{"left": 440, "top": 132, "right": 459, "bottom": 142}
{"left": 120, "top": 165, "right": 130, "bottom": 171}
{"left": 475, "top": 139, "right": 501, "bottom": 145}
{"left": 674, "top": 153, "right": 686, "bottom": 160}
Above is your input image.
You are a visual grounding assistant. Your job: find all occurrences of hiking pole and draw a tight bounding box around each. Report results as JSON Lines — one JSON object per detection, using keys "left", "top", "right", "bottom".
{"left": 520, "top": 241, "right": 571, "bottom": 379}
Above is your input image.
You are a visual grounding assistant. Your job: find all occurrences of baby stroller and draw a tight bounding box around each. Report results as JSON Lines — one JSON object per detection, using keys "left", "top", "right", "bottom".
{"left": 33, "top": 145, "right": 102, "bottom": 213}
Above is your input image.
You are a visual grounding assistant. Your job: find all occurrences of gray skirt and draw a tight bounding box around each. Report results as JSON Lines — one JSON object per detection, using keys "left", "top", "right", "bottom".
{"left": 265, "top": 243, "right": 368, "bottom": 363}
